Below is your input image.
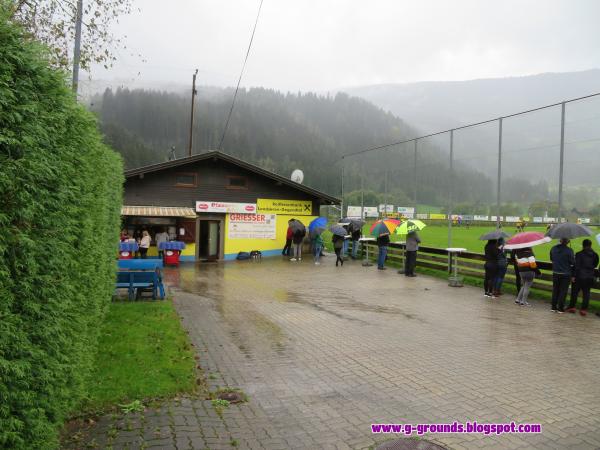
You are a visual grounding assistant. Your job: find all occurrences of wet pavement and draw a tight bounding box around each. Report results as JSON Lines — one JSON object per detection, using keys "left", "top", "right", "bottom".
{"left": 77, "top": 257, "right": 600, "bottom": 449}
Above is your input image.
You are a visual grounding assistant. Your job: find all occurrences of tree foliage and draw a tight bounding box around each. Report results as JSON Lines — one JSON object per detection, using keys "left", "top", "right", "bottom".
{"left": 0, "top": 7, "right": 123, "bottom": 448}
{"left": 9, "top": 0, "right": 133, "bottom": 70}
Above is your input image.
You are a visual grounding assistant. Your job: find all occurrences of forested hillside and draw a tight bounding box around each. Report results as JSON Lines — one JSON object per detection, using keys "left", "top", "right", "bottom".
{"left": 92, "top": 87, "right": 550, "bottom": 209}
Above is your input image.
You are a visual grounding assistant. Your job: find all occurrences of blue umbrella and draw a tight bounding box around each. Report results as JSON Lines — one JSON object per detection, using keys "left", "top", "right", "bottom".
{"left": 309, "top": 217, "right": 328, "bottom": 235}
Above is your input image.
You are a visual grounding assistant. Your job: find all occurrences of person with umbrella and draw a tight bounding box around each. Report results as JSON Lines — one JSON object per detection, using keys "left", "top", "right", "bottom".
{"left": 566, "top": 239, "right": 599, "bottom": 316}
{"left": 514, "top": 246, "right": 541, "bottom": 306}
{"left": 483, "top": 239, "right": 499, "bottom": 298}
{"left": 376, "top": 232, "right": 390, "bottom": 270}
{"left": 545, "top": 223, "right": 591, "bottom": 312}
{"left": 549, "top": 238, "right": 575, "bottom": 313}
{"left": 479, "top": 230, "right": 511, "bottom": 297}
{"left": 493, "top": 237, "right": 509, "bottom": 296}
{"left": 340, "top": 218, "right": 365, "bottom": 260}
{"left": 289, "top": 220, "right": 306, "bottom": 262}
{"left": 370, "top": 218, "right": 400, "bottom": 270}
{"left": 282, "top": 219, "right": 294, "bottom": 257}
{"left": 309, "top": 217, "right": 327, "bottom": 265}
{"left": 404, "top": 230, "right": 421, "bottom": 277}
{"left": 330, "top": 225, "right": 348, "bottom": 267}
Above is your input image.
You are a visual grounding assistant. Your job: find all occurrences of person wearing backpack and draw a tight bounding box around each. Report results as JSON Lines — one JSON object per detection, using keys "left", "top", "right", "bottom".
{"left": 291, "top": 226, "right": 306, "bottom": 261}
{"left": 332, "top": 234, "right": 344, "bottom": 266}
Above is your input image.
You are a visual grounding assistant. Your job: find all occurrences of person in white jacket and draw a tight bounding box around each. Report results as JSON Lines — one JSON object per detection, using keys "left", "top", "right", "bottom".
{"left": 139, "top": 230, "right": 151, "bottom": 259}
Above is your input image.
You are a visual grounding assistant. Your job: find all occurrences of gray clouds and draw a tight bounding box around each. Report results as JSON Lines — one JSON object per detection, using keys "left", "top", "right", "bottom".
{"left": 88, "top": 0, "right": 600, "bottom": 91}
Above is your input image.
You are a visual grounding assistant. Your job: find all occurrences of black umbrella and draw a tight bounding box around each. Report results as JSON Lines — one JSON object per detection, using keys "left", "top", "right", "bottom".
{"left": 340, "top": 217, "right": 365, "bottom": 232}
{"left": 330, "top": 225, "right": 348, "bottom": 237}
{"left": 289, "top": 219, "right": 306, "bottom": 234}
{"left": 545, "top": 222, "right": 593, "bottom": 240}
{"left": 479, "top": 230, "right": 510, "bottom": 241}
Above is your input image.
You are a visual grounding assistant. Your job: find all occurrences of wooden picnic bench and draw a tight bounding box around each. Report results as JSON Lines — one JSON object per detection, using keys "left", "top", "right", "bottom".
{"left": 115, "top": 259, "right": 165, "bottom": 300}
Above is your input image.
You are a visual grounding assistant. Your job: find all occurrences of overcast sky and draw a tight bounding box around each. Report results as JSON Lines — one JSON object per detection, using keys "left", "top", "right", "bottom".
{"left": 86, "top": 0, "right": 600, "bottom": 92}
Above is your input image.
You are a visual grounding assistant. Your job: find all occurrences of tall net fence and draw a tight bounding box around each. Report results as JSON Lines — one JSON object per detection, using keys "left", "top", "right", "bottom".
{"left": 339, "top": 93, "right": 600, "bottom": 250}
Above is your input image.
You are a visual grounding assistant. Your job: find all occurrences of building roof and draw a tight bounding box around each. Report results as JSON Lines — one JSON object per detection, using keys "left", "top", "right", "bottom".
{"left": 124, "top": 150, "right": 340, "bottom": 204}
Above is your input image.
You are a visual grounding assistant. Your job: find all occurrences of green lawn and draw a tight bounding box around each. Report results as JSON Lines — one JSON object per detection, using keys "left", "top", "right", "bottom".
{"left": 80, "top": 300, "right": 198, "bottom": 414}
{"left": 323, "top": 222, "right": 600, "bottom": 262}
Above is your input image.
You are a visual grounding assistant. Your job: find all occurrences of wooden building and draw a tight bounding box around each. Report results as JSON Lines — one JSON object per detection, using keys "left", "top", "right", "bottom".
{"left": 122, "top": 151, "right": 339, "bottom": 261}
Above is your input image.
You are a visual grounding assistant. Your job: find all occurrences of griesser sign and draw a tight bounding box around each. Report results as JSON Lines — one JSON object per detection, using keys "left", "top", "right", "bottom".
{"left": 196, "top": 201, "right": 256, "bottom": 214}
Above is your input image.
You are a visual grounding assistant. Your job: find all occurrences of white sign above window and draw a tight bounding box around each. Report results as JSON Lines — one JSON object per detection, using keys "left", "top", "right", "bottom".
{"left": 196, "top": 201, "right": 256, "bottom": 214}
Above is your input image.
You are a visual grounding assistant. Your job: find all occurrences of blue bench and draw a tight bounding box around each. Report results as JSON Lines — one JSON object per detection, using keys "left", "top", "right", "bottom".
{"left": 115, "top": 260, "right": 165, "bottom": 300}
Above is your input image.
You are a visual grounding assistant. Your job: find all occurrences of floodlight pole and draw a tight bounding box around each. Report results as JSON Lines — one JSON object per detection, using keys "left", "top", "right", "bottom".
{"left": 360, "top": 173, "right": 364, "bottom": 220}
{"left": 558, "top": 102, "right": 566, "bottom": 223}
{"left": 413, "top": 139, "right": 418, "bottom": 217}
{"left": 188, "top": 69, "right": 198, "bottom": 157}
{"left": 384, "top": 169, "right": 388, "bottom": 218}
{"left": 340, "top": 157, "right": 345, "bottom": 220}
{"left": 496, "top": 117, "right": 503, "bottom": 229}
{"left": 448, "top": 130, "right": 454, "bottom": 248}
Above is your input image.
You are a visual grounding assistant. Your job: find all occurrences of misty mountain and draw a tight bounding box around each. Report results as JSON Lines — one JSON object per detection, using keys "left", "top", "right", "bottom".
{"left": 93, "top": 87, "right": 545, "bottom": 208}
{"left": 345, "top": 69, "right": 600, "bottom": 132}
{"left": 345, "top": 70, "right": 600, "bottom": 187}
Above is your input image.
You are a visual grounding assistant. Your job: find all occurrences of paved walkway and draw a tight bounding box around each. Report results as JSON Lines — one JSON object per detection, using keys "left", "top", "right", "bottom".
{"left": 75, "top": 258, "right": 600, "bottom": 449}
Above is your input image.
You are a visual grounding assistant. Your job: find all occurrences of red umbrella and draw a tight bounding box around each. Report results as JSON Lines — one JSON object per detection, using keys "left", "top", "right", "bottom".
{"left": 504, "top": 231, "right": 551, "bottom": 250}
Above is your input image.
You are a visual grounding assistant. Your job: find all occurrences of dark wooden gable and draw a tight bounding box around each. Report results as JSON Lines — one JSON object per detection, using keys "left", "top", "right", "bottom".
{"left": 124, "top": 157, "right": 323, "bottom": 214}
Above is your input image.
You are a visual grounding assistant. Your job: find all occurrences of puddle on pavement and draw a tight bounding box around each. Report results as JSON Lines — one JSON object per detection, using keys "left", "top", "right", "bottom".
{"left": 167, "top": 263, "right": 290, "bottom": 359}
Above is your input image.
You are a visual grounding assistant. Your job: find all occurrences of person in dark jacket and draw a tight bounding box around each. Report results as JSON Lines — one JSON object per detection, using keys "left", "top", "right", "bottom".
{"left": 510, "top": 249, "right": 522, "bottom": 292}
{"left": 566, "top": 239, "right": 599, "bottom": 315}
{"left": 483, "top": 240, "right": 499, "bottom": 298}
{"left": 291, "top": 224, "right": 306, "bottom": 262}
{"left": 332, "top": 234, "right": 344, "bottom": 266}
{"left": 351, "top": 227, "right": 362, "bottom": 260}
{"left": 515, "top": 247, "right": 541, "bottom": 306}
{"left": 376, "top": 232, "right": 390, "bottom": 270}
{"left": 404, "top": 231, "right": 420, "bottom": 277}
{"left": 282, "top": 220, "right": 293, "bottom": 256}
{"left": 493, "top": 238, "right": 508, "bottom": 296}
{"left": 550, "top": 238, "right": 575, "bottom": 312}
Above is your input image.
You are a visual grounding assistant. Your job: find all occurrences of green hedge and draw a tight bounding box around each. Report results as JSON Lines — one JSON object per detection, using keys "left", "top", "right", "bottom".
{"left": 0, "top": 8, "right": 123, "bottom": 449}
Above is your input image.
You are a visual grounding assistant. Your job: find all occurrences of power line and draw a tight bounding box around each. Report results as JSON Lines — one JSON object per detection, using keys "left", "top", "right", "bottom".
{"left": 218, "top": 0, "right": 265, "bottom": 150}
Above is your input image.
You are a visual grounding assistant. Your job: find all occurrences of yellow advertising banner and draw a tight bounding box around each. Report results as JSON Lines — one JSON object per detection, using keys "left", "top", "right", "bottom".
{"left": 429, "top": 213, "right": 447, "bottom": 220}
{"left": 257, "top": 198, "right": 313, "bottom": 215}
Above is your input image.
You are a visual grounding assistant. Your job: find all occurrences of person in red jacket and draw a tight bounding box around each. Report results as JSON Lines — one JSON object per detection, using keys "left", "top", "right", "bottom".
{"left": 282, "top": 219, "right": 294, "bottom": 256}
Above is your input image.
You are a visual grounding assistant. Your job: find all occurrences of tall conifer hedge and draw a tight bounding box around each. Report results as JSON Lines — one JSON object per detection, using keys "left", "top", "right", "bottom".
{"left": 0, "top": 6, "right": 123, "bottom": 448}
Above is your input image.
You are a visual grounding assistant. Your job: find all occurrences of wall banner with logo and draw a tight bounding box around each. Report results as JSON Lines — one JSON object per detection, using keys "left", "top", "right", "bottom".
{"left": 228, "top": 214, "right": 277, "bottom": 239}
{"left": 257, "top": 198, "right": 312, "bottom": 215}
{"left": 196, "top": 201, "right": 256, "bottom": 214}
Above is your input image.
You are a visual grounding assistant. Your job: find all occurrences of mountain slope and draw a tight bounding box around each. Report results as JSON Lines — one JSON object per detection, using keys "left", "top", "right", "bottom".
{"left": 345, "top": 69, "right": 600, "bottom": 132}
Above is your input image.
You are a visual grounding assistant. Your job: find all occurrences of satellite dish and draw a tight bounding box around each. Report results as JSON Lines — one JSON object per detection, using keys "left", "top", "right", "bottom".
{"left": 291, "top": 169, "right": 304, "bottom": 184}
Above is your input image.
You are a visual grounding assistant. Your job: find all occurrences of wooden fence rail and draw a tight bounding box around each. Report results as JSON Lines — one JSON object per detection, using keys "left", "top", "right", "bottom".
{"left": 354, "top": 241, "right": 600, "bottom": 301}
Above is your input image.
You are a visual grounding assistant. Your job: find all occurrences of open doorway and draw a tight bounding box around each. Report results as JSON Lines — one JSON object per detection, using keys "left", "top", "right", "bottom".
{"left": 198, "top": 220, "right": 221, "bottom": 261}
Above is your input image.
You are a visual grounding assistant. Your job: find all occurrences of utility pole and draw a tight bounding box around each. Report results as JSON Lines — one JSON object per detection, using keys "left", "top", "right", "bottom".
{"left": 188, "top": 69, "right": 198, "bottom": 157}
{"left": 71, "top": 0, "right": 83, "bottom": 93}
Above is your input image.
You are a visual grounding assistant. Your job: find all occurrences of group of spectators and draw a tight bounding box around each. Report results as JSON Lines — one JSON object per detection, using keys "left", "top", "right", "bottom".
{"left": 376, "top": 230, "right": 420, "bottom": 276}
{"left": 484, "top": 238, "right": 599, "bottom": 314}
{"left": 120, "top": 228, "right": 170, "bottom": 259}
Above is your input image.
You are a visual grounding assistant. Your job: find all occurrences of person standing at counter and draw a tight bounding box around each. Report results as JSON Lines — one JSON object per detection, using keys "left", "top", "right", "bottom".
{"left": 139, "top": 230, "right": 151, "bottom": 259}
{"left": 377, "top": 232, "right": 390, "bottom": 270}
{"left": 282, "top": 220, "right": 293, "bottom": 256}
{"left": 155, "top": 228, "right": 170, "bottom": 258}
